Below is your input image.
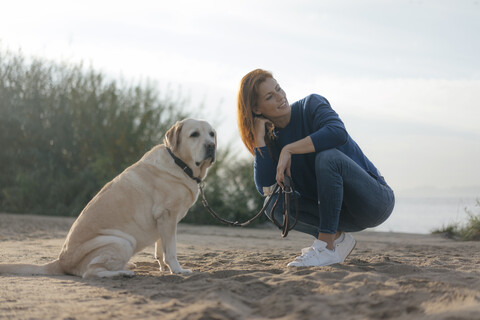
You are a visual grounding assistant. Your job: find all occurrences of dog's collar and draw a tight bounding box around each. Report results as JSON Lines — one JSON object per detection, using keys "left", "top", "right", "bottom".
{"left": 166, "top": 147, "right": 202, "bottom": 184}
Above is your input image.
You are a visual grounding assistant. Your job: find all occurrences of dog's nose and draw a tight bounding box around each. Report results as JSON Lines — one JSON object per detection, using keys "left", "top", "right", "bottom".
{"left": 206, "top": 143, "right": 216, "bottom": 158}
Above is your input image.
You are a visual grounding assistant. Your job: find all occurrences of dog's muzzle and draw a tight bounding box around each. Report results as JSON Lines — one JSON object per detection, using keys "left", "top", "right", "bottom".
{"left": 205, "top": 143, "right": 216, "bottom": 162}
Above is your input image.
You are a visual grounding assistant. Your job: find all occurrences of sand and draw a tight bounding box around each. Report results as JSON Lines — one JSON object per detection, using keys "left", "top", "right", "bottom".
{"left": 0, "top": 212, "right": 479, "bottom": 320}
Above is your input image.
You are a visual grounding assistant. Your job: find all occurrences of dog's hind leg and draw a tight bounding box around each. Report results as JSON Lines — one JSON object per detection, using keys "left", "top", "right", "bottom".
{"left": 81, "top": 232, "right": 136, "bottom": 278}
{"left": 125, "top": 262, "right": 137, "bottom": 270}
{"left": 85, "top": 266, "right": 135, "bottom": 278}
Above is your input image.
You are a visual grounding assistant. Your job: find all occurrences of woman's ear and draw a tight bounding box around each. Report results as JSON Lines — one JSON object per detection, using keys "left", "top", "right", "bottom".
{"left": 252, "top": 105, "right": 262, "bottom": 116}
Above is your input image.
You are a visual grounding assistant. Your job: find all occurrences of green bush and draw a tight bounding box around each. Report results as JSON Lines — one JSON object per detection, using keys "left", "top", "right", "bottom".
{"left": 432, "top": 199, "right": 480, "bottom": 241}
{"left": 0, "top": 48, "right": 187, "bottom": 215}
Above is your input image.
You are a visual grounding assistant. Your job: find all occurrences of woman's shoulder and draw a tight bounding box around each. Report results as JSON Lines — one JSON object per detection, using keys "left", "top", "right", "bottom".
{"left": 294, "top": 94, "right": 329, "bottom": 107}
{"left": 293, "top": 94, "right": 331, "bottom": 114}
{"left": 306, "top": 93, "right": 329, "bottom": 105}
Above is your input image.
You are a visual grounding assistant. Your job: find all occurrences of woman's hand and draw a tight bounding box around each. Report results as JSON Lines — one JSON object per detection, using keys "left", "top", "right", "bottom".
{"left": 276, "top": 137, "right": 315, "bottom": 187}
{"left": 253, "top": 116, "right": 272, "bottom": 148}
{"left": 276, "top": 146, "right": 292, "bottom": 187}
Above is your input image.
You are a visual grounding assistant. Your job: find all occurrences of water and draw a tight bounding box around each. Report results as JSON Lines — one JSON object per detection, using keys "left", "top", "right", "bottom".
{"left": 372, "top": 196, "right": 479, "bottom": 234}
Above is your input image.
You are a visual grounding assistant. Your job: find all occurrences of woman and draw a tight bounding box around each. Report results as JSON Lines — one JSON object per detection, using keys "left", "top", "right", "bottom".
{"left": 237, "top": 69, "right": 395, "bottom": 267}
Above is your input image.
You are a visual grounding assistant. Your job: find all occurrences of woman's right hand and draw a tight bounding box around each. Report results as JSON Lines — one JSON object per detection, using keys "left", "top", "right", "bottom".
{"left": 253, "top": 116, "right": 272, "bottom": 148}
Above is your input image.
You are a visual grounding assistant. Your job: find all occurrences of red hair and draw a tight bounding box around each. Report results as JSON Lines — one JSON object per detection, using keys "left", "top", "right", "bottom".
{"left": 237, "top": 69, "right": 274, "bottom": 155}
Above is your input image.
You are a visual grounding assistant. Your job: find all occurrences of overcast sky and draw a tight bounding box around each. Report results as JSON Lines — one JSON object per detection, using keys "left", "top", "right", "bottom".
{"left": 1, "top": 0, "right": 479, "bottom": 195}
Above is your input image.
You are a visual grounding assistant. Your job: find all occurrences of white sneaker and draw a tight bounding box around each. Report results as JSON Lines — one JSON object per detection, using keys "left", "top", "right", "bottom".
{"left": 287, "top": 240, "right": 341, "bottom": 267}
{"left": 334, "top": 232, "right": 356, "bottom": 262}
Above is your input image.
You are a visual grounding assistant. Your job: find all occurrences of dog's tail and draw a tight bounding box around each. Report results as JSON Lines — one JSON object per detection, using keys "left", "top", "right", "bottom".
{"left": 0, "top": 259, "right": 64, "bottom": 276}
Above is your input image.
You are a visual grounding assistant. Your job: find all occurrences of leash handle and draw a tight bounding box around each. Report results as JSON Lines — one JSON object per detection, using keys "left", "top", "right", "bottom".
{"left": 283, "top": 175, "right": 292, "bottom": 192}
{"left": 274, "top": 175, "right": 298, "bottom": 238}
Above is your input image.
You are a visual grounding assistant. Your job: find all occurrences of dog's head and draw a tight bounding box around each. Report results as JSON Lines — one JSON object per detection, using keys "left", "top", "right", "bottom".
{"left": 164, "top": 118, "right": 217, "bottom": 180}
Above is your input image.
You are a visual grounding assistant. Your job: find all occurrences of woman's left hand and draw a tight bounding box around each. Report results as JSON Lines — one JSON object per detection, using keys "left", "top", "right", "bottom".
{"left": 276, "top": 146, "right": 292, "bottom": 188}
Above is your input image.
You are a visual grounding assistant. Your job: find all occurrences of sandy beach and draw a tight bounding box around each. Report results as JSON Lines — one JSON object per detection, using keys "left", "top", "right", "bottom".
{"left": 0, "top": 212, "right": 479, "bottom": 319}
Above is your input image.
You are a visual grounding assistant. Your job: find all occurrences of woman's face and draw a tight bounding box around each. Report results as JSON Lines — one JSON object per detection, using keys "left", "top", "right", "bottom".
{"left": 253, "top": 77, "right": 290, "bottom": 120}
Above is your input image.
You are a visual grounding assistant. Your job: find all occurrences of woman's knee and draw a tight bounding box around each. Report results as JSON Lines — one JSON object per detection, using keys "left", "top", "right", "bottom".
{"left": 315, "top": 149, "right": 344, "bottom": 171}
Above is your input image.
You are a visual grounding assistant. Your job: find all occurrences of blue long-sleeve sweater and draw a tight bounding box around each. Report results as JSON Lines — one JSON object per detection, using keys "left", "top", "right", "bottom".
{"left": 254, "top": 94, "right": 385, "bottom": 200}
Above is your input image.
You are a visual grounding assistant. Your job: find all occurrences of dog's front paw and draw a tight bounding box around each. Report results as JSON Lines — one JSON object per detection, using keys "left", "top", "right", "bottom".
{"left": 171, "top": 268, "right": 192, "bottom": 274}
{"left": 157, "top": 259, "right": 170, "bottom": 271}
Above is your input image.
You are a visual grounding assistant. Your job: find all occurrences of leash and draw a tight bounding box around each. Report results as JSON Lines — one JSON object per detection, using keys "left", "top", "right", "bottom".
{"left": 199, "top": 175, "right": 299, "bottom": 238}
{"left": 166, "top": 146, "right": 299, "bottom": 237}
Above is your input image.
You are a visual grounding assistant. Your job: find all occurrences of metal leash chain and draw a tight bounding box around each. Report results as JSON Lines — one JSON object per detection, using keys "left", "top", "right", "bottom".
{"left": 199, "top": 175, "right": 299, "bottom": 238}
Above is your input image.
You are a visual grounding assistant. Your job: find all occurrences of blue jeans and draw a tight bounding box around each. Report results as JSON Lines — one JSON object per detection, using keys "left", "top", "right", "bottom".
{"left": 264, "top": 149, "right": 395, "bottom": 237}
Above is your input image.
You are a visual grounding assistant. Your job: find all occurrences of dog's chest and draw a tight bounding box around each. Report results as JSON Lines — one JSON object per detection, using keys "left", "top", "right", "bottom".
{"left": 152, "top": 189, "right": 198, "bottom": 222}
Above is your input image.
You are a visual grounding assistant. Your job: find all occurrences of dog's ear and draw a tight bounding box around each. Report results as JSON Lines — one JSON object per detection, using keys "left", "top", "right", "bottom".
{"left": 164, "top": 121, "right": 183, "bottom": 151}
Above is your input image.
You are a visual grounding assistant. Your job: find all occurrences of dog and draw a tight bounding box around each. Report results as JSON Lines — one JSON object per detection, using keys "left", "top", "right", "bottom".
{"left": 0, "top": 118, "right": 216, "bottom": 278}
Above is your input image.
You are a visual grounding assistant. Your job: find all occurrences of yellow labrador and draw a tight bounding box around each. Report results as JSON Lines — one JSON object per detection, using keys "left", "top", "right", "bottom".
{"left": 0, "top": 119, "right": 216, "bottom": 278}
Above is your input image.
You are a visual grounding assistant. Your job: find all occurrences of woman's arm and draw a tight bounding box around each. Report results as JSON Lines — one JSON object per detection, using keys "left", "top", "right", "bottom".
{"left": 253, "top": 116, "right": 269, "bottom": 148}
{"left": 276, "top": 95, "right": 347, "bottom": 187}
{"left": 308, "top": 95, "right": 348, "bottom": 151}
{"left": 276, "top": 136, "right": 315, "bottom": 187}
{"left": 253, "top": 116, "right": 277, "bottom": 195}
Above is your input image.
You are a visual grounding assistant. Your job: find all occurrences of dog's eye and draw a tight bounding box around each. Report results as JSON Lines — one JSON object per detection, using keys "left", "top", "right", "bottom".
{"left": 190, "top": 132, "right": 200, "bottom": 138}
{"left": 209, "top": 131, "right": 215, "bottom": 137}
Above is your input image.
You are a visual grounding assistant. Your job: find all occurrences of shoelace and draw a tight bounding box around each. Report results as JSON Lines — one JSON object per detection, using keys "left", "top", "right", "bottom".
{"left": 296, "top": 246, "right": 319, "bottom": 261}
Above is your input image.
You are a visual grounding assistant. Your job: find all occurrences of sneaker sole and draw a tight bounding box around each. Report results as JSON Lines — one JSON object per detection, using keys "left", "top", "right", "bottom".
{"left": 342, "top": 239, "right": 357, "bottom": 263}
